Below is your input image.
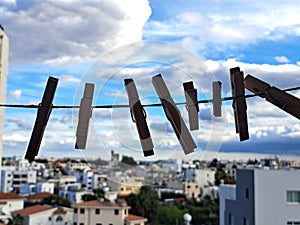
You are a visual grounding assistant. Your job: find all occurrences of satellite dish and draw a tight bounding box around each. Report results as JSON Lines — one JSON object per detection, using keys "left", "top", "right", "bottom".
{"left": 183, "top": 213, "right": 192, "bottom": 221}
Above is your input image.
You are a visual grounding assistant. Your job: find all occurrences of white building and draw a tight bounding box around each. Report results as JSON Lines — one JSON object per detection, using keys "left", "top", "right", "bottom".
{"left": 220, "top": 169, "right": 300, "bottom": 225}
{"left": 1, "top": 166, "right": 37, "bottom": 192}
{"left": 0, "top": 192, "right": 25, "bottom": 223}
{"left": 82, "top": 168, "right": 93, "bottom": 190}
{"left": 0, "top": 26, "right": 9, "bottom": 182}
{"left": 72, "top": 199, "right": 147, "bottom": 225}
{"left": 37, "top": 182, "right": 54, "bottom": 194}
{"left": 1, "top": 166, "right": 14, "bottom": 192}
{"left": 12, "top": 169, "right": 37, "bottom": 192}
{"left": 12, "top": 205, "right": 73, "bottom": 225}
{"left": 20, "top": 182, "right": 54, "bottom": 196}
{"left": 183, "top": 168, "right": 215, "bottom": 185}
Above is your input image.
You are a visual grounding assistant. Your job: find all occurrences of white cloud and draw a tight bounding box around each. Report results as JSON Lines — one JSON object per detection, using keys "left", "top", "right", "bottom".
{"left": 275, "top": 56, "right": 290, "bottom": 63}
{"left": 3, "top": 133, "right": 28, "bottom": 143}
{"left": 8, "top": 90, "right": 22, "bottom": 99}
{"left": 144, "top": 1, "right": 300, "bottom": 52}
{"left": 1, "top": 0, "right": 151, "bottom": 65}
{"left": 60, "top": 75, "right": 80, "bottom": 83}
{"left": 1, "top": 0, "right": 16, "bottom": 6}
{"left": 59, "top": 137, "right": 75, "bottom": 145}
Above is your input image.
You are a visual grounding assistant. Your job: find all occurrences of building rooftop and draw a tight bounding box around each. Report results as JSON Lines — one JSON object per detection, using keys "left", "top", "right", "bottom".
{"left": 126, "top": 214, "right": 147, "bottom": 221}
{"left": 0, "top": 192, "right": 25, "bottom": 200}
{"left": 12, "top": 205, "right": 53, "bottom": 216}
{"left": 26, "top": 192, "right": 54, "bottom": 201}
{"left": 53, "top": 209, "right": 67, "bottom": 215}
{"left": 73, "top": 200, "right": 129, "bottom": 208}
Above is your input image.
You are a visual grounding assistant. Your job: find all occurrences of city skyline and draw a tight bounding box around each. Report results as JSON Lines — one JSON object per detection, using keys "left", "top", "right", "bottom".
{"left": 0, "top": 0, "right": 299, "bottom": 161}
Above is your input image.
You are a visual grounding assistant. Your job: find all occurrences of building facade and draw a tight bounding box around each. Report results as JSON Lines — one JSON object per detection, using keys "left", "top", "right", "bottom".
{"left": 12, "top": 205, "right": 73, "bottom": 225}
{"left": 0, "top": 26, "right": 9, "bottom": 183}
{"left": 220, "top": 169, "right": 300, "bottom": 225}
{"left": 72, "top": 200, "right": 131, "bottom": 225}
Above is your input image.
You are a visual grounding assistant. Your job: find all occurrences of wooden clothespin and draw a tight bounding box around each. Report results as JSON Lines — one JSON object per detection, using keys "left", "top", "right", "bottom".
{"left": 212, "top": 81, "right": 222, "bottom": 117}
{"left": 245, "top": 75, "right": 300, "bottom": 120}
{"left": 152, "top": 74, "right": 196, "bottom": 155}
{"left": 183, "top": 81, "right": 199, "bottom": 131}
{"left": 75, "top": 83, "right": 94, "bottom": 149}
{"left": 124, "top": 78, "right": 154, "bottom": 157}
{"left": 230, "top": 67, "right": 249, "bottom": 141}
{"left": 25, "top": 76, "right": 59, "bottom": 162}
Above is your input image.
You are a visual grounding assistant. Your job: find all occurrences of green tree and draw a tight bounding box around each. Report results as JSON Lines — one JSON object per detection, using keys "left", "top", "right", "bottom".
{"left": 41, "top": 195, "right": 71, "bottom": 207}
{"left": 121, "top": 155, "right": 137, "bottom": 166}
{"left": 186, "top": 195, "right": 219, "bottom": 225}
{"left": 81, "top": 194, "right": 97, "bottom": 202}
{"left": 157, "top": 205, "right": 187, "bottom": 225}
{"left": 8, "top": 214, "right": 25, "bottom": 225}
{"left": 125, "top": 185, "right": 159, "bottom": 224}
{"left": 93, "top": 188, "right": 106, "bottom": 199}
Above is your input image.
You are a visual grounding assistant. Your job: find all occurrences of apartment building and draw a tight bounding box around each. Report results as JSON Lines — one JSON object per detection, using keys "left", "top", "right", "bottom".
{"left": 12, "top": 205, "right": 73, "bottom": 225}
{"left": 1, "top": 166, "right": 14, "bottom": 192}
{"left": 20, "top": 182, "right": 54, "bottom": 196}
{"left": 108, "top": 176, "right": 144, "bottom": 197}
{"left": 1, "top": 166, "right": 37, "bottom": 192}
{"left": 220, "top": 169, "right": 300, "bottom": 225}
{"left": 72, "top": 200, "right": 130, "bottom": 225}
{"left": 0, "top": 192, "right": 25, "bottom": 223}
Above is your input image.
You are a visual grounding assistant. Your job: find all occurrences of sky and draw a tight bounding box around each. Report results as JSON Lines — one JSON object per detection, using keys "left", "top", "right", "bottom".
{"left": 0, "top": 0, "right": 300, "bottom": 162}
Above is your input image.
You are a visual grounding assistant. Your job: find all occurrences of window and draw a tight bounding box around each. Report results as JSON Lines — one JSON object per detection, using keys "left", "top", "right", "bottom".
{"left": 80, "top": 223, "right": 84, "bottom": 225}
{"left": 48, "top": 217, "right": 51, "bottom": 221}
{"left": 245, "top": 188, "right": 249, "bottom": 199}
{"left": 56, "top": 216, "right": 63, "bottom": 222}
{"left": 80, "top": 208, "right": 85, "bottom": 214}
{"left": 243, "top": 217, "right": 249, "bottom": 225}
{"left": 73, "top": 223, "right": 77, "bottom": 225}
{"left": 228, "top": 213, "right": 233, "bottom": 225}
{"left": 287, "top": 191, "right": 300, "bottom": 203}
{"left": 95, "top": 209, "right": 100, "bottom": 214}
{"left": 287, "top": 222, "right": 300, "bottom": 225}
{"left": 187, "top": 185, "right": 191, "bottom": 189}
{"left": 114, "top": 209, "right": 119, "bottom": 215}
{"left": 74, "top": 208, "right": 78, "bottom": 214}
{"left": 96, "top": 224, "right": 102, "bottom": 225}
{"left": 124, "top": 209, "right": 127, "bottom": 215}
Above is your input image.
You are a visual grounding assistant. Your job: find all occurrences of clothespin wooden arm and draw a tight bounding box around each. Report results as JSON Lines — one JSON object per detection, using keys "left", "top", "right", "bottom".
{"left": 183, "top": 81, "right": 199, "bottom": 131}
{"left": 245, "top": 74, "right": 300, "bottom": 120}
{"left": 125, "top": 79, "right": 154, "bottom": 157}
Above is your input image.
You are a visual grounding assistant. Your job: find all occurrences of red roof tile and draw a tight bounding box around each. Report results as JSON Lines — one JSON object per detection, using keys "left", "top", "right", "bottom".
{"left": 12, "top": 205, "right": 53, "bottom": 216}
{"left": 0, "top": 192, "right": 25, "bottom": 200}
{"left": 73, "top": 200, "right": 129, "bottom": 208}
{"left": 26, "top": 192, "right": 54, "bottom": 201}
{"left": 126, "top": 214, "right": 148, "bottom": 221}
{"left": 53, "top": 209, "right": 67, "bottom": 215}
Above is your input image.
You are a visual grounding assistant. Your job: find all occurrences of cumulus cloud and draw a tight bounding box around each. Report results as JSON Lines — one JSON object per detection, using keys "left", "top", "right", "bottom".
{"left": 8, "top": 90, "right": 22, "bottom": 99}
{"left": 8, "top": 118, "right": 32, "bottom": 130}
{"left": 0, "top": 0, "right": 151, "bottom": 65}
{"left": 144, "top": 0, "right": 300, "bottom": 53}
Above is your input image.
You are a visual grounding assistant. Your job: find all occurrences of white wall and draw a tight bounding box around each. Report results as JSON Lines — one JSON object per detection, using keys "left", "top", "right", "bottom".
{"left": 0, "top": 28, "right": 9, "bottom": 183}
{"left": 1, "top": 199, "right": 24, "bottom": 214}
{"left": 255, "top": 169, "right": 300, "bottom": 224}
{"left": 1, "top": 166, "right": 14, "bottom": 192}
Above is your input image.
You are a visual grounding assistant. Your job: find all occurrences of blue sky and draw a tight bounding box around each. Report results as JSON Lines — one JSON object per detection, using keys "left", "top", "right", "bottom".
{"left": 0, "top": 0, "right": 300, "bottom": 161}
